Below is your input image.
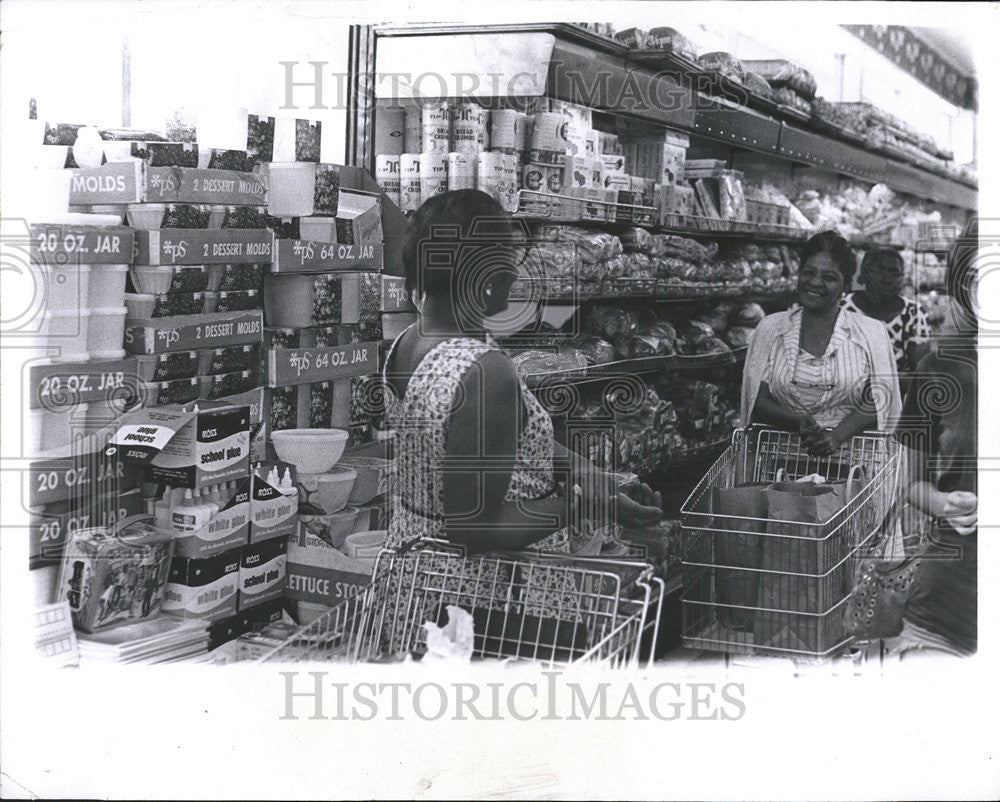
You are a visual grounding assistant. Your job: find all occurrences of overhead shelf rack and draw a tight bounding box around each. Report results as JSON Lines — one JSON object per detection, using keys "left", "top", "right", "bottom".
{"left": 370, "top": 23, "right": 977, "bottom": 210}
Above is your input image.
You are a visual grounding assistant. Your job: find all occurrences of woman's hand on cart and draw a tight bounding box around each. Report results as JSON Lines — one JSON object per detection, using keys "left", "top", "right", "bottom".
{"left": 798, "top": 414, "right": 838, "bottom": 456}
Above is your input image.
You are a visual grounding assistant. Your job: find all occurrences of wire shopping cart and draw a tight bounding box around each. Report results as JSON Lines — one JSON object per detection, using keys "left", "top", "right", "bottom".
{"left": 258, "top": 543, "right": 665, "bottom": 669}
{"left": 679, "top": 426, "right": 901, "bottom": 660}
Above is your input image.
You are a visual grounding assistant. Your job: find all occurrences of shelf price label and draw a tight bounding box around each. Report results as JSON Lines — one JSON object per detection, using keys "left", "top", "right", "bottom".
{"left": 273, "top": 239, "right": 382, "bottom": 273}
{"left": 28, "top": 358, "right": 136, "bottom": 410}
{"left": 267, "top": 342, "right": 378, "bottom": 386}
{"left": 29, "top": 225, "right": 135, "bottom": 264}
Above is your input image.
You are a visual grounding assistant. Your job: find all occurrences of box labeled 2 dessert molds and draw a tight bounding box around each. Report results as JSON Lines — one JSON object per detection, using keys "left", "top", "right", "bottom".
{"left": 110, "top": 404, "right": 250, "bottom": 490}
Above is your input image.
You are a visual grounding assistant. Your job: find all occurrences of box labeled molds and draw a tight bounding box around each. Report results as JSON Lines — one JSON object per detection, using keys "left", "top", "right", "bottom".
{"left": 162, "top": 547, "right": 241, "bottom": 621}
{"left": 56, "top": 515, "right": 174, "bottom": 633}
{"left": 249, "top": 461, "right": 299, "bottom": 543}
{"left": 132, "top": 229, "right": 273, "bottom": 265}
{"left": 124, "top": 310, "right": 263, "bottom": 355}
{"left": 67, "top": 162, "right": 145, "bottom": 205}
{"left": 144, "top": 167, "right": 267, "bottom": 206}
{"left": 238, "top": 536, "right": 287, "bottom": 611}
{"left": 111, "top": 404, "right": 250, "bottom": 490}
{"left": 170, "top": 477, "right": 251, "bottom": 559}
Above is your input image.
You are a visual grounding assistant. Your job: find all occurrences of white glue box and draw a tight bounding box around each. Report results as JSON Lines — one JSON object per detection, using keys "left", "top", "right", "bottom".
{"left": 110, "top": 404, "right": 250, "bottom": 490}
{"left": 163, "top": 547, "right": 241, "bottom": 621}
{"left": 171, "top": 478, "right": 251, "bottom": 559}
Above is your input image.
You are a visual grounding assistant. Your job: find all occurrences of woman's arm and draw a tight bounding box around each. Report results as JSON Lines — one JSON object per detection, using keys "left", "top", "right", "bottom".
{"left": 752, "top": 381, "right": 809, "bottom": 430}
{"left": 440, "top": 350, "right": 569, "bottom": 552}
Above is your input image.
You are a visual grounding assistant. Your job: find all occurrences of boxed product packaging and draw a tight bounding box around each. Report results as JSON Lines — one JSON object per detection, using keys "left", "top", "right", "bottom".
{"left": 238, "top": 536, "right": 288, "bottom": 611}
{"left": 334, "top": 191, "right": 384, "bottom": 246}
{"left": 250, "top": 461, "right": 299, "bottom": 543}
{"left": 262, "top": 162, "right": 339, "bottom": 218}
{"left": 124, "top": 310, "right": 263, "bottom": 355}
{"left": 231, "top": 620, "right": 300, "bottom": 661}
{"left": 168, "top": 478, "right": 251, "bottom": 559}
{"left": 207, "top": 597, "right": 284, "bottom": 651}
{"left": 56, "top": 515, "right": 174, "bottom": 633}
{"left": 132, "top": 230, "right": 273, "bottom": 266}
{"left": 162, "top": 547, "right": 241, "bottom": 621}
{"left": 29, "top": 488, "right": 146, "bottom": 566}
{"left": 111, "top": 403, "right": 251, "bottom": 490}
{"left": 285, "top": 526, "right": 374, "bottom": 607}
{"left": 563, "top": 155, "right": 604, "bottom": 189}
{"left": 601, "top": 153, "right": 627, "bottom": 175}
{"left": 626, "top": 133, "right": 689, "bottom": 185}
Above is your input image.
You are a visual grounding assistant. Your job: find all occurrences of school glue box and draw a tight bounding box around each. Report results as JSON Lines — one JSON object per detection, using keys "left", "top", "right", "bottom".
{"left": 162, "top": 547, "right": 241, "bottom": 621}
{"left": 110, "top": 404, "right": 250, "bottom": 490}
{"left": 250, "top": 461, "right": 299, "bottom": 543}
{"left": 237, "top": 537, "right": 287, "bottom": 611}
{"left": 171, "top": 477, "right": 251, "bottom": 559}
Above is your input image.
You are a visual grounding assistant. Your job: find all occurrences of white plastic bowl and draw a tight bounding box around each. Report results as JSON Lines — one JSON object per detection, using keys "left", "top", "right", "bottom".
{"left": 299, "top": 507, "right": 362, "bottom": 551}
{"left": 126, "top": 203, "right": 166, "bottom": 230}
{"left": 297, "top": 466, "right": 357, "bottom": 514}
{"left": 343, "top": 530, "right": 389, "bottom": 561}
{"left": 265, "top": 162, "right": 316, "bottom": 217}
{"left": 271, "top": 428, "right": 349, "bottom": 474}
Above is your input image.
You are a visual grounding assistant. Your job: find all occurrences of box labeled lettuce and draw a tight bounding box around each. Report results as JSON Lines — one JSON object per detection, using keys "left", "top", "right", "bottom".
{"left": 30, "top": 224, "right": 135, "bottom": 265}
{"left": 249, "top": 461, "right": 298, "bottom": 543}
{"left": 132, "top": 230, "right": 272, "bottom": 265}
{"left": 67, "top": 162, "right": 144, "bottom": 205}
{"left": 162, "top": 547, "right": 241, "bottom": 620}
{"left": 238, "top": 537, "right": 287, "bottom": 611}
{"left": 267, "top": 341, "right": 378, "bottom": 386}
{"left": 110, "top": 404, "right": 249, "bottom": 490}
{"left": 56, "top": 516, "right": 174, "bottom": 633}
{"left": 124, "top": 310, "right": 263, "bottom": 355}
{"left": 145, "top": 167, "right": 266, "bottom": 206}
{"left": 286, "top": 527, "right": 371, "bottom": 606}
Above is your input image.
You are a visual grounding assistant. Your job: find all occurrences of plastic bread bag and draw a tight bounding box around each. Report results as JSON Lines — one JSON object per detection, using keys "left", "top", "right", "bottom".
{"left": 620, "top": 226, "right": 654, "bottom": 253}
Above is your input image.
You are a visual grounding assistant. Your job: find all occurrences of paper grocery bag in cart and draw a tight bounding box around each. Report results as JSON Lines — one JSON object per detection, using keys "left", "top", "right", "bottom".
{"left": 711, "top": 483, "right": 769, "bottom": 632}
{"left": 755, "top": 468, "right": 865, "bottom": 653}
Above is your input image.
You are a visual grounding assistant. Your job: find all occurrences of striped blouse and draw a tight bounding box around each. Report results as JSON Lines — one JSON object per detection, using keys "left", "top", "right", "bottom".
{"left": 762, "top": 308, "right": 875, "bottom": 428}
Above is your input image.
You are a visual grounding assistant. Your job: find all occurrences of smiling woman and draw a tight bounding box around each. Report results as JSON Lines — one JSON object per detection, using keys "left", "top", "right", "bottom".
{"left": 740, "top": 231, "right": 902, "bottom": 455}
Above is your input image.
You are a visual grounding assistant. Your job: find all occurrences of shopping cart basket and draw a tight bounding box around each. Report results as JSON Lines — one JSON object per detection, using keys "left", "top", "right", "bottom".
{"left": 679, "top": 426, "right": 901, "bottom": 659}
{"left": 258, "top": 543, "right": 664, "bottom": 669}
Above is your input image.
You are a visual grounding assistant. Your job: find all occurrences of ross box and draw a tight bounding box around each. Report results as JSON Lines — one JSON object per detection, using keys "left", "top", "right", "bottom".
{"left": 207, "top": 597, "right": 284, "bottom": 651}
{"left": 162, "top": 547, "right": 241, "bottom": 621}
{"left": 56, "top": 516, "right": 174, "bottom": 633}
{"left": 285, "top": 526, "right": 374, "bottom": 606}
{"left": 169, "top": 478, "right": 251, "bottom": 559}
{"left": 249, "top": 461, "right": 299, "bottom": 543}
{"left": 238, "top": 536, "right": 288, "bottom": 611}
{"left": 111, "top": 404, "right": 250, "bottom": 490}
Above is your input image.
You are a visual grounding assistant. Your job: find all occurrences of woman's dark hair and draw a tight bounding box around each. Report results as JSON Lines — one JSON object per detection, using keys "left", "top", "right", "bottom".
{"left": 800, "top": 230, "right": 857, "bottom": 286}
{"left": 860, "top": 247, "right": 904, "bottom": 278}
{"left": 401, "top": 189, "right": 526, "bottom": 300}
